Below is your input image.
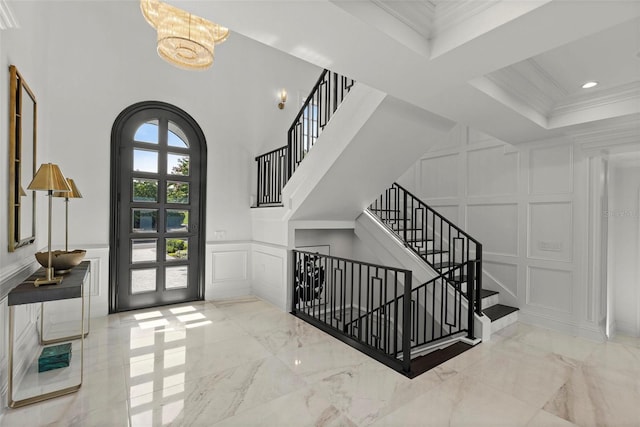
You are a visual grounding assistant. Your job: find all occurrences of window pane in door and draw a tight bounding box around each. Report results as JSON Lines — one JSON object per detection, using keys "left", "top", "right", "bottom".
{"left": 167, "top": 154, "right": 189, "bottom": 176}
{"left": 168, "top": 122, "right": 189, "bottom": 148}
{"left": 132, "top": 179, "right": 158, "bottom": 202}
{"left": 166, "top": 209, "right": 188, "bottom": 232}
{"left": 131, "top": 268, "right": 157, "bottom": 294}
{"left": 134, "top": 120, "right": 159, "bottom": 144}
{"left": 132, "top": 209, "right": 158, "bottom": 232}
{"left": 134, "top": 149, "right": 158, "bottom": 173}
{"left": 166, "top": 266, "right": 188, "bottom": 289}
{"left": 166, "top": 181, "right": 189, "bottom": 204}
{"left": 166, "top": 238, "right": 188, "bottom": 261}
{"left": 132, "top": 239, "right": 157, "bottom": 263}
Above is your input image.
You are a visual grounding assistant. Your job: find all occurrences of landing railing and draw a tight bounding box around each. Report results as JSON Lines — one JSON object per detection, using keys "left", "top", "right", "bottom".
{"left": 369, "top": 183, "right": 483, "bottom": 315}
{"left": 291, "top": 250, "right": 476, "bottom": 376}
{"left": 255, "top": 69, "right": 355, "bottom": 206}
{"left": 256, "top": 146, "right": 287, "bottom": 206}
{"left": 344, "top": 263, "right": 475, "bottom": 353}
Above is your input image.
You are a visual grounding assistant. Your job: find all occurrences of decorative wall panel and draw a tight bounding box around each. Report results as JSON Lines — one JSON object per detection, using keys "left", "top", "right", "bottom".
{"left": 529, "top": 145, "right": 573, "bottom": 194}
{"left": 212, "top": 251, "right": 248, "bottom": 282}
{"left": 528, "top": 266, "right": 572, "bottom": 313}
{"left": 467, "top": 146, "right": 518, "bottom": 196}
{"left": 529, "top": 202, "right": 573, "bottom": 262}
{"left": 420, "top": 154, "right": 458, "bottom": 198}
{"left": 467, "top": 204, "right": 518, "bottom": 256}
{"left": 484, "top": 261, "right": 518, "bottom": 297}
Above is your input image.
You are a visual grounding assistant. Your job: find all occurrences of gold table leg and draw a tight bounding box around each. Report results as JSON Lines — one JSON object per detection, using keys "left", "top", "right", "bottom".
{"left": 39, "top": 284, "right": 91, "bottom": 344}
{"left": 8, "top": 286, "right": 85, "bottom": 408}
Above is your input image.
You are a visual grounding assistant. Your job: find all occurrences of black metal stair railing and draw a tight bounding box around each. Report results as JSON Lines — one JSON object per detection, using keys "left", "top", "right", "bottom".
{"left": 255, "top": 69, "right": 355, "bottom": 206}
{"left": 343, "top": 262, "right": 476, "bottom": 352}
{"left": 291, "top": 249, "right": 476, "bottom": 377}
{"left": 369, "top": 183, "right": 483, "bottom": 315}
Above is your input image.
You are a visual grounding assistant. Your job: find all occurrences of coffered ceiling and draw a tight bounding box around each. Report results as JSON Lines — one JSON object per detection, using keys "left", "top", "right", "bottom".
{"left": 184, "top": 0, "right": 639, "bottom": 148}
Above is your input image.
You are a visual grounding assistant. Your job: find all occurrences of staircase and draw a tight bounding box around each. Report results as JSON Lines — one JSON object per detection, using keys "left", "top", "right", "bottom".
{"left": 368, "top": 183, "right": 519, "bottom": 335}
{"left": 253, "top": 69, "right": 518, "bottom": 376}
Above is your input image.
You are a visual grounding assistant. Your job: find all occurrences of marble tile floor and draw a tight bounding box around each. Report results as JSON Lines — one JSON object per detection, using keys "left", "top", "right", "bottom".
{"left": 2, "top": 296, "right": 640, "bottom": 426}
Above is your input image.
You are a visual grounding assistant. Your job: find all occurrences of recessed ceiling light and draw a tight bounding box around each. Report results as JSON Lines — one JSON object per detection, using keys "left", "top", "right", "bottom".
{"left": 581, "top": 81, "right": 598, "bottom": 89}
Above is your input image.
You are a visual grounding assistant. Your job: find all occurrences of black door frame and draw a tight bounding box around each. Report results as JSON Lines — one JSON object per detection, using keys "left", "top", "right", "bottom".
{"left": 109, "top": 101, "right": 207, "bottom": 313}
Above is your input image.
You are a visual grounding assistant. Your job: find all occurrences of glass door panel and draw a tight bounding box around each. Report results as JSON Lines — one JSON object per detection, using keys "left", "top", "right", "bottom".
{"left": 114, "top": 106, "right": 202, "bottom": 312}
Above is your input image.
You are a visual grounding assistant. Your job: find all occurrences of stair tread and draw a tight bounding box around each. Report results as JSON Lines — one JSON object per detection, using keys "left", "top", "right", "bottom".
{"left": 432, "top": 261, "right": 461, "bottom": 270}
{"left": 483, "top": 304, "right": 518, "bottom": 322}
{"left": 480, "top": 289, "right": 499, "bottom": 298}
{"left": 408, "top": 342, "right": 473, "bottom": 379}
{"left": 416, "top": 249, "right": 447, "bottom": 255}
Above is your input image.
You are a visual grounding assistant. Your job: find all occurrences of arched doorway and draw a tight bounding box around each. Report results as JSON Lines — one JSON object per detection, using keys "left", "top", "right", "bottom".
{"left": 109, "top": 101, "right": 206, "bottom": 312}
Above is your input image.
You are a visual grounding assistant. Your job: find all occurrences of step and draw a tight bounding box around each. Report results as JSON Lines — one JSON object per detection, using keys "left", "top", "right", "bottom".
{"left": 483, "top": 304, "right": 519, "bottom": 333}
{"left": 432, "top": 261, "right": 461, "bottom": 270}
{"left": 416, "top": 248, "right": 446, "bottom": 256}
{"left": 480, "top": 289, "right": 500, "bottom": 309}
{"left": 408, "top": 341, "right": 473, "bottom": 379}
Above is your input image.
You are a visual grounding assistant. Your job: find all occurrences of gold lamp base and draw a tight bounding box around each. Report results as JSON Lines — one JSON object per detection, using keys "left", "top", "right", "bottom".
{"left": 33, "top": 267, "right": 63, "bottom": 287}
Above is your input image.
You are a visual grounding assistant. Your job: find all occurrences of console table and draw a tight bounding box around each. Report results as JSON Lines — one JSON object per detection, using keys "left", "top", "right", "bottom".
{"left": 7, "top": 261, "right": 90, "bottom": 408}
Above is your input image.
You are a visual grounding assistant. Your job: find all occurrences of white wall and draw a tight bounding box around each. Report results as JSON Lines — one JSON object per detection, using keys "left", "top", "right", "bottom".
{"left": 294, "top": 228, "right": 378, "bottom": 262}
{"left": 400, "top": 125, "right": 601, "bottom": 339}
{"left": 0, "top": 2, "right": 320, "bottom": 411}
{"left": 0, "top": 1, "right": 321, "bottom": 309}
{"left": 608, "top": 159, "right": 640, "bottom": 336}
{"left": 0, "top": 3, "right": 52, "bottom": 416}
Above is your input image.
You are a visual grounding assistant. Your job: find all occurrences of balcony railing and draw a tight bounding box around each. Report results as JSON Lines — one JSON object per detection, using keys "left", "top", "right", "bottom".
{"left": 255, "top": 69, "right": 355, "bottom": 206}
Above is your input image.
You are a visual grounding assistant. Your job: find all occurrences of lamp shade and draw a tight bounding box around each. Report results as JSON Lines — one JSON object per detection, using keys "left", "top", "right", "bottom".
{"left": 53, "top": 178, "right": 82, "bottom": 198}
{"left": 19, "top": 186, "right": 27, "bottom": 197}
{"left": 27, "top": 163, "right": 71, "bottom": 192}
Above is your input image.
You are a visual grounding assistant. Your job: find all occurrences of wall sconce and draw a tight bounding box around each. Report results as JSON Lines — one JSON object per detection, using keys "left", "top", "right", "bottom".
{"left": 278, "top": 89, "right": 287, "bottom": 109}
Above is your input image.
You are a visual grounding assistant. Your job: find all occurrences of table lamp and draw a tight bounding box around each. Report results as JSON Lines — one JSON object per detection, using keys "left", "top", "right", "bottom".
{"left": 27, "top": 163, "right": 71, "bottom": 286}
{"left": 53, "top": 178, "right": 82, "bottom": 251}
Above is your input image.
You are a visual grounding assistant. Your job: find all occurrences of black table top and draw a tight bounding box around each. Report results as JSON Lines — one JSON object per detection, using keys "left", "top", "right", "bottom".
{"left": 8, "top": 261, "right": 90, "bottom": 306}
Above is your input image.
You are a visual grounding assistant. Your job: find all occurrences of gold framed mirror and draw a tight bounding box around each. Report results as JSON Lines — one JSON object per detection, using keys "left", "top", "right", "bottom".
{"left": 8, "top": 65, "right": 37, "bottom": 251}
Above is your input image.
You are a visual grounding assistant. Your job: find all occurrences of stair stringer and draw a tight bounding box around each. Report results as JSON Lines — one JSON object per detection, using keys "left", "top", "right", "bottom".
{"left": 281, "top": 85, "right": 455, "bottom": 222}
{"left": 356, "top": 211, "right": 492, "bottom": 342}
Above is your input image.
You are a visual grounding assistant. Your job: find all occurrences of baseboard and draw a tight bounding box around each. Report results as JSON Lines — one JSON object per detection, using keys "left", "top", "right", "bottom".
{"left": 206, "top": 283, "right": 251, "bottom": 301}
{"left": 518, "top": 309, "right": 605, "bottom": 342}
{"left": 614, "top": 320, "right": 639, "bottom": 337}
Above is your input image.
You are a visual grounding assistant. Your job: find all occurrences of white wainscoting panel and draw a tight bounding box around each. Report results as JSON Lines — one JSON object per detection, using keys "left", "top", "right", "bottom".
{"left": 420, "top": 154, "right": 459, "bottom": 198}
{"left": 431, "top": 205, "right": 459, "bottom": 227}
{"left": 529, "top": 144, "right": 573, "bottom": 195}
{"left": 527, "top": 266, "right": 573, "bottom": 314}
{"left": 467, "top": 146, "right": 518, "bottom": 196}
{"left": 528, "top": 202, "right": 573, "bottom": 262}
{"left": 212, "top": 251, "right": 248, "bottom": 282}
{"left": 484, "top": 261, "right": 518, "bottom": 298}
{"left": 206, "top": 242, "right": 251, "bottom": 301}
{"left": 251, "top": 243, "right": 288, "bottom": 310}
{"left": 467, "top": 203, "right": 518, "bottom": 256}
{"left": 0, "top": 298, "right": 6, "bottom": 401}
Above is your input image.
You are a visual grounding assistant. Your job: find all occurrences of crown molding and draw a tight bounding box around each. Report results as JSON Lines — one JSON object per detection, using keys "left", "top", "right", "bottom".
{"left": 484, "top": 66, "right": 555, "bottom": 119}
{"left": 553, "top": 81, "right": 640, "bottom": 116}
{"left": 564, "top": 114, "right": 640, "bottom": 148}
{"left": 434, "top": 0, "right": 496, "bottom": 36}
{"left": 0, "top": 0, "right": 17, "bottom": 30}
{"left": 370, "top": 0, "right": 436, "bottom": 39}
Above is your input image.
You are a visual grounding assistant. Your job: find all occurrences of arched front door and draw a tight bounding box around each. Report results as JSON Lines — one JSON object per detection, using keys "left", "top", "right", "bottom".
{"left": 110, "top": 101, "right": 206, "bottom": 312}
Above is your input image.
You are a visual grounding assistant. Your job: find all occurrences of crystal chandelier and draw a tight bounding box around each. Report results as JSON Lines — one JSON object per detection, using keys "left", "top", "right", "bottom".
{"left": 140, "top": 0, "right": 229, "bottom": 70}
